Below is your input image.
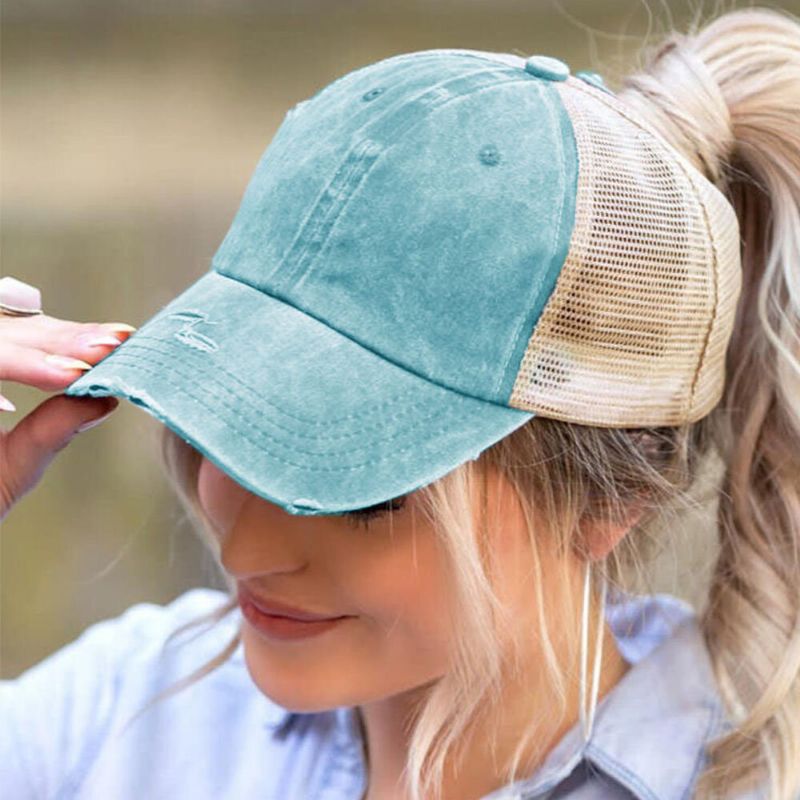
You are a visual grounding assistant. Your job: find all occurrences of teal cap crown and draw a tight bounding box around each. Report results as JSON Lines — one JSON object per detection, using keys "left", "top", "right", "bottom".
{"left": 65, "top": 48, "right": 580, "bottom": 514}
{"left": 65, "top": 47, "right": 736, "bottom": 515}
{"left": 210, "top": 48, "right": 578, "bottom": 407}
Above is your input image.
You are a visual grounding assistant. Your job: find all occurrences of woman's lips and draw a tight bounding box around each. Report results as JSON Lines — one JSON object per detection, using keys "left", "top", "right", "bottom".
{"left": 237, "top": 584, "right": 346, "bottom": 621}
{"left": 239, "top": 594, "right": 350, "bottom": 641}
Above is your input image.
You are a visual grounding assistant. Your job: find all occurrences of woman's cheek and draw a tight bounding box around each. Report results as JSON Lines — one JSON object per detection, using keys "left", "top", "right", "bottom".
{"left": 357, "top": 527, "right": 455, "bottom": 648}
{"left": 197, "top": 457, "right": 249, "bottom": 538}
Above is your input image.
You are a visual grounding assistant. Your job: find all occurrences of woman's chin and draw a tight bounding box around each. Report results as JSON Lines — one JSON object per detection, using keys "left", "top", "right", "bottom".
{"left": 240, "top": 627, "right": 349, "bottom": 711}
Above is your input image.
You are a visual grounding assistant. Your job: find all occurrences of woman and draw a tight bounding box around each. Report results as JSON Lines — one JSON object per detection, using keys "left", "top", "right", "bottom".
{"left": 1, "top": 6, "right": 798, "bottom": 800}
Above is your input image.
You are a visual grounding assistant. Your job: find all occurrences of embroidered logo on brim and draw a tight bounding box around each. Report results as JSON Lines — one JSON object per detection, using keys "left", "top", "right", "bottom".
{"left": 166, "top": 310, "right": 220, "bottom": 353}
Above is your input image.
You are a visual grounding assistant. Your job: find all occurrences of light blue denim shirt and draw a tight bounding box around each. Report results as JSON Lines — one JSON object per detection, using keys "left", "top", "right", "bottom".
{"left": 1, "top": 586, "right": 769, "bottom": 800}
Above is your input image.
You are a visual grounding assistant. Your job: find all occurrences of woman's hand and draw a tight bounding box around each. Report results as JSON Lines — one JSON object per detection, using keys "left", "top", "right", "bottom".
{"left": 0, "top": 312, "right": 136, "bottom": 522}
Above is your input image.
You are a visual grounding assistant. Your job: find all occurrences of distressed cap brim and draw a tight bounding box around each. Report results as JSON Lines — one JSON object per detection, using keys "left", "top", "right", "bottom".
{"left": 64, "top": 270, "right": 535, "bottom": 515}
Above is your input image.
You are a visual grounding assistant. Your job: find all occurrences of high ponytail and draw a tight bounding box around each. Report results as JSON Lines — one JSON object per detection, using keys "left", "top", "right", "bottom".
{"left": 617, "top": 8, "right": 800, "bottom": 799}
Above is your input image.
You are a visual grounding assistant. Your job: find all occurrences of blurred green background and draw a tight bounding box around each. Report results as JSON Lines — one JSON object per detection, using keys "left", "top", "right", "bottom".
{"left": 3, "top": 0, "right": 798, "bottom": 678}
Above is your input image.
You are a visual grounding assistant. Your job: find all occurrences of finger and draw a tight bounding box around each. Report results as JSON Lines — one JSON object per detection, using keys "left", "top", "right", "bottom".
{"left": 0, "top": 313, "right": 135, "bottom": 354}
{"left": 0, "top": 394, "right": 119, "bottom": 520}
{"left": 0, "top": 339, "right": 105, "bottom": 392}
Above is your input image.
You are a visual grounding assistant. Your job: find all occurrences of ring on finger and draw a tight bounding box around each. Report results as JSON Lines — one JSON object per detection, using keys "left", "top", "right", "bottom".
{"left": 0, "top": 276, "right": 44, "bottom": 317}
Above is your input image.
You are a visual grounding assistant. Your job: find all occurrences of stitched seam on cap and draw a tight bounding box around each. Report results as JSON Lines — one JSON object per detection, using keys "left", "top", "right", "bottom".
{"left": 277, "top": 137, "right": 383, "bottom": 291}
{"left": 277, "top": 70, "right": 542, "bottom": 293}
{"left": 104, "top": 340, "right": 450, "bottom": 444}
{"left": 493, "top": 79, "right": 566, "bottom": 399}
{"left": 125, "top": 330, "right": 468, "bottom": 428}
{"left": 82, "top": 353, "right": 456, "bottom": 472}
{"left": 93, "top": 353, "right": 482, "bottom": 470}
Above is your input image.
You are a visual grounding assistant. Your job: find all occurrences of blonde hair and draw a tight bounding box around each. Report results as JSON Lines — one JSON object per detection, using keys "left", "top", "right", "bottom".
{"left": 120, "top": 6, "right": 800, "bottom": 799}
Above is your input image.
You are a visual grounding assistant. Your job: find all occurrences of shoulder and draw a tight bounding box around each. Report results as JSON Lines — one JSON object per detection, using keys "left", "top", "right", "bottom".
{"left": 1, "top": 588, "right": 302, "bottom": 799}
{"left": 2, "top": 585, "right": 235, "bottom": 702}
{"left": 72, "top": 588, "right": 366, "bottom": 799}
{"left": 84, "top": 585, "right": 233, "bottom": 648}
{"left": 97, "top": 586, "right": 236, "bottom": 665}
{"left": 8, "top": 587, "right": 233, "bottom": 679}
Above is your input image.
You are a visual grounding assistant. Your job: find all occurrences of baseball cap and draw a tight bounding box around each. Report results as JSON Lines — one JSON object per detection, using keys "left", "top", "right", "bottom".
{"left": 64, "top": 49, "right": 742, "bottom": 516}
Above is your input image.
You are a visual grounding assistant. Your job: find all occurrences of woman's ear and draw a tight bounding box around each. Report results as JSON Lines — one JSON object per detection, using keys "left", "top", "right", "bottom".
{"left": 579, "top": 499, "right": 647, "bottom": 561}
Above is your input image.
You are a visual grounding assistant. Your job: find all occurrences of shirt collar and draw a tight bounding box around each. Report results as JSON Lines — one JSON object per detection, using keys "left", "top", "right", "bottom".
{"left": 258, "top": 591, "right": 728, "bottom": 800}
{"left": 580, "top": 608, "right": 726, "bottom": 800}
{"left": 513, "top": 591, "right": 728, "bottom": 800}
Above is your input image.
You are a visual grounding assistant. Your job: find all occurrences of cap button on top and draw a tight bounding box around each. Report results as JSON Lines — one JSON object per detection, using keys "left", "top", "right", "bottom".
{"left": 524, "top": 55, "right": 570, "bottom": 82}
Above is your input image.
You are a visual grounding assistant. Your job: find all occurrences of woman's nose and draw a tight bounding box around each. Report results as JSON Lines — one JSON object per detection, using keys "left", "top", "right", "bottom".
{"left": 218, "top": 493, "right": 307, "bottom": 580}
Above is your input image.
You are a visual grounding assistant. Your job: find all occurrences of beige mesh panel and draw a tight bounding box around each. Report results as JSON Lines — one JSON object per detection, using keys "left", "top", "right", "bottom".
{"left": 509, "top": 76, "right": 742, "bottom": 427}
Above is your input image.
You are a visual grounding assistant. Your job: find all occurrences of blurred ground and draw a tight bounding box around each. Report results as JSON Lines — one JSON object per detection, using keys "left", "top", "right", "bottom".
{"left": 3, "top": 0, "right": 797, "bottom": 677}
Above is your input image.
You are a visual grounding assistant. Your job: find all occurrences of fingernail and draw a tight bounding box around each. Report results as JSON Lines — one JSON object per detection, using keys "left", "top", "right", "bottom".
{"left": 0, "top": 276, "right": 42, "bottom": 315}
{"left": 104, "top": 323, "right": 137, "bottom": 333}
{"left": 0, "top": 394, "right": 16, "bottom": 412}
{"left": 77, "top": 408, "right": 115, "bottom": 433}
{"left": 79, "top": 334, "right": 123, "bottom": 348}
{"left": 45, "top": 354, "right": 94, "bottom": 371}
